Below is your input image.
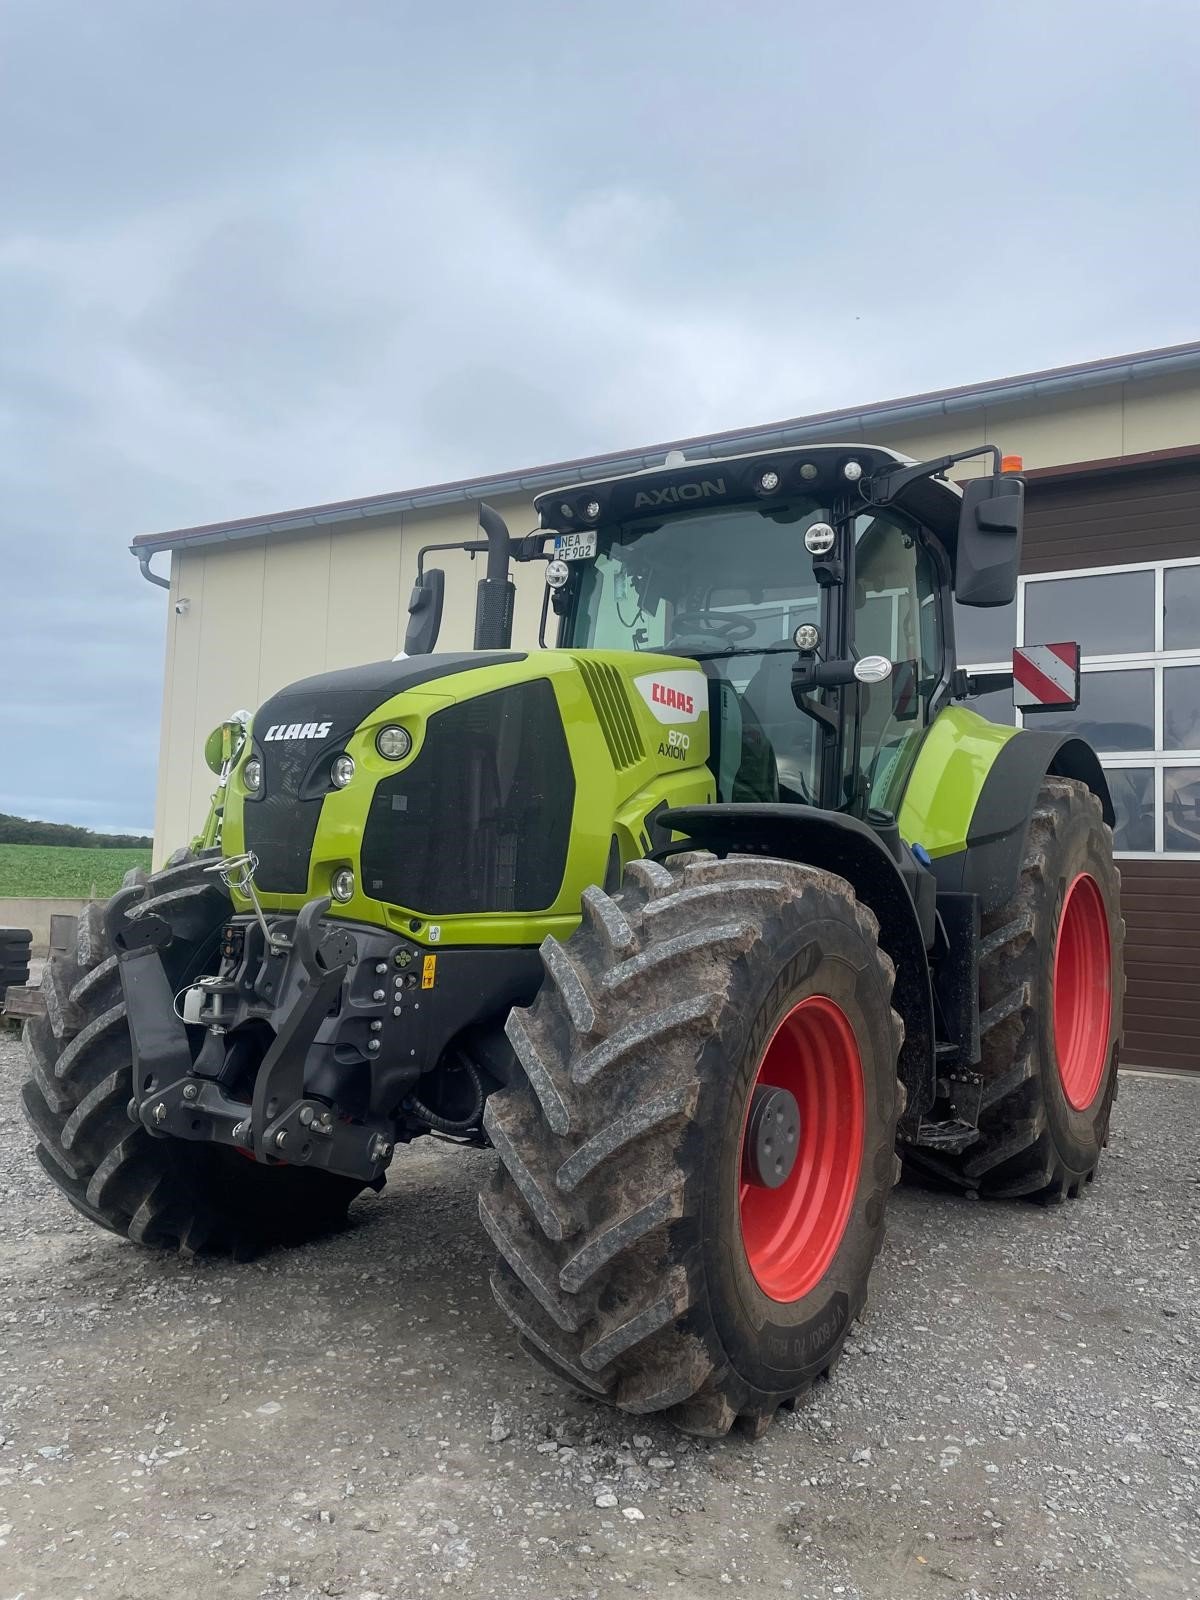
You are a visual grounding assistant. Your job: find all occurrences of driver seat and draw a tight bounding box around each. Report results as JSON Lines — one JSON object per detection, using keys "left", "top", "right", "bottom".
{"left": 743, "top": 651, "right": 814, "bottom": 801}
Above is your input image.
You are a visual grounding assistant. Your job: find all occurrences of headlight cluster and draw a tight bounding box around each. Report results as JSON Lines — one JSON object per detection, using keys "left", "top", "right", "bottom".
{"left": 376, "top": 725, "right": 411, "bottom": 760}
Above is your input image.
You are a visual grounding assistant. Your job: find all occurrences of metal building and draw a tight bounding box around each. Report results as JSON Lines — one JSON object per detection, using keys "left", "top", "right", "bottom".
{"left": 133, "top": 342, "right": 1200, "bottom": 1072}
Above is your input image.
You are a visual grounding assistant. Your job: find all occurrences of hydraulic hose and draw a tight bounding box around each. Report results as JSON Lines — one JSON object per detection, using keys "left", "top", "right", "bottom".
{"left": 408, "top": 1053, "right": 485, "bottom": 1135}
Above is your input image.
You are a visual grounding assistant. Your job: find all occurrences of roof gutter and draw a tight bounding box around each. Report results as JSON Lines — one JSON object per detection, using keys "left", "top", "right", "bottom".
{"left": 137, "top": 548, "right": 171, "bottom": 589}
{"left": 130, "top": 342, "right": 1200, "bottom": 562}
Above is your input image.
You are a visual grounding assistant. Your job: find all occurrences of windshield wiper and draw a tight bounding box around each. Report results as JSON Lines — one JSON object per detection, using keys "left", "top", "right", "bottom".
{"left": 667, "top": 643, "right": 799, "bottom": 660}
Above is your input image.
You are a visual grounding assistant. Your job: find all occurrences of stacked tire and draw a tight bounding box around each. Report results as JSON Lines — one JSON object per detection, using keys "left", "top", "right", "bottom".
{"left": 0, "top": 927, "right": 33, "bottom": 1009}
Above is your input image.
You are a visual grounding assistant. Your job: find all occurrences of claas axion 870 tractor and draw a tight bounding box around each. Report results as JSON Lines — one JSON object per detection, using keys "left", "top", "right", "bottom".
{"left": 23, "top": 442, "right": 1122, "bottom": 1438}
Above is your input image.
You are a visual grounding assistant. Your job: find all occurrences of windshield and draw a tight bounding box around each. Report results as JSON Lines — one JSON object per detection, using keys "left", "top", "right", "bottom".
{"left": 564, "top": 503, "right": 830, "bottom": 803}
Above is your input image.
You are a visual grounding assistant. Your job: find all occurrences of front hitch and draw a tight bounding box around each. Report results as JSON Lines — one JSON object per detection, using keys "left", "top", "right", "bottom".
{"left": 118, "top": 889, "right": 394, "bottom": 1186}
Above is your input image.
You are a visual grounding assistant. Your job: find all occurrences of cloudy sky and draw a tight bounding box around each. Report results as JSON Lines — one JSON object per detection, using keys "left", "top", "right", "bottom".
{"left": 2, "top": 0, "right": 1198, "bottom": 833}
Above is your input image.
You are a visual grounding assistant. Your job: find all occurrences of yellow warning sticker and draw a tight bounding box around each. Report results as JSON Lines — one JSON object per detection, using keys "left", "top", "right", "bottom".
{"left": 421, "top": 954, "right": 437, "bottom": 989}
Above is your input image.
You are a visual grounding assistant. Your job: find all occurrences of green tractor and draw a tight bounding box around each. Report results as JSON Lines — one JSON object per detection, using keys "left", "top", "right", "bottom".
{"left": 22, "top": 442, "right": 1123, "bottom": 1438}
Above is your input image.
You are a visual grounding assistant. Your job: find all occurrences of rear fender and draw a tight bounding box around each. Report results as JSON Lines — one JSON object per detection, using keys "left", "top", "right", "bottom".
{"left": 660, "top": 803, "right": 935, "bottom": 1127}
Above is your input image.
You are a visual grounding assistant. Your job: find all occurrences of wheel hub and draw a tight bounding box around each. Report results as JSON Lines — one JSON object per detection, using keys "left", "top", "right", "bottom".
{"left": 742, "top": 1085, "right": 802, "bottom": 1188}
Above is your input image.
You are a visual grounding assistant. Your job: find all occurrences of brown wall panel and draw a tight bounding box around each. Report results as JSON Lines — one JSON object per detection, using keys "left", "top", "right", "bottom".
{"left": 1118, "top": 859, "right": 1200, "bottom": 1072}
{"left": 1023, "top": 461, "right": 1200, "bottom": 573}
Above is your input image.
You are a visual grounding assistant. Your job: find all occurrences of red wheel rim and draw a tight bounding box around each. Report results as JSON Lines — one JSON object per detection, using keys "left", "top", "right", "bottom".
{"left": 1052, "top": 873, "right": 1111, "bottom": 1111}
{"left": 738, "top": 996, "right": 864, "bottom": 1303}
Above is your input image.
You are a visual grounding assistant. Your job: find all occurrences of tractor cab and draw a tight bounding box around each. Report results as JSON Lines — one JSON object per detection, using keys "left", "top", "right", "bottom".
{"left": 523, "top": 441, "right": 1025, "bottom": 827}
{"left": 406, "top": 443, "right": 1026, "bottom": 840}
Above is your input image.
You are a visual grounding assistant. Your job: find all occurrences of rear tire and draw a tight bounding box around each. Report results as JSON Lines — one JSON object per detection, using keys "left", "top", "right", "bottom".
{"left": 20, "top": 852, "right": 366, "bottom": 1254}
{"left": 482, "top": 852, "right": 904, "bottom": 1438}
{"left": 913, "top": 776, "right": 1124, "bottom": 1201}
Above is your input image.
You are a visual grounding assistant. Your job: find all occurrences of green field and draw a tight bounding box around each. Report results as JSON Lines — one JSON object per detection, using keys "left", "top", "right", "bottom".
{"left": 0, "top": 843, "right": 153, "bottom": 899}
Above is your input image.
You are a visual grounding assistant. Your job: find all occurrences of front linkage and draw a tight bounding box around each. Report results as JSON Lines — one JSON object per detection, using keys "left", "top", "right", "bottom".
{"left": 109, "top": 859, "right": 540, "bottom": 1187}
{"left": 109, "top": 882, "right": 395, "bottom": 1185}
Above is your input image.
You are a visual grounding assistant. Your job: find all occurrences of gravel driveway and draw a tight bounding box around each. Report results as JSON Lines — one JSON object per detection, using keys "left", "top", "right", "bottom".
{"left": 0, "top": 1033, "right": 1197, "bottom": 1600}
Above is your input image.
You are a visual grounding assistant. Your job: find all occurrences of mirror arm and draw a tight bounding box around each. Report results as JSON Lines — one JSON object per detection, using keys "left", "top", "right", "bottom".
{"left": 870, "top": 444, "right": 1003, "bottom": 505}
{"left": 413, "top": 538, "right": 489, "bottom": 580}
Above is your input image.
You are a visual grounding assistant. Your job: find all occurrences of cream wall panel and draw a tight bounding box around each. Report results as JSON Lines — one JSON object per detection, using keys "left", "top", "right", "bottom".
{"left": 176, "top": 539, "right": 267, "bottom": 852}
{"left": 324, "top": 518, "right": 406, "bottom": 667}
{"left": 256, "top": 528, "right": 334, "bottom": 699}
{"left": 982, "top": 387, "right": 1124, "bottom": 470}
{"left": 154, "top": 546, "right": 206, "bottom": 861}
{"left": 1123, "top": 374, "right": 1200, "bottom": 455}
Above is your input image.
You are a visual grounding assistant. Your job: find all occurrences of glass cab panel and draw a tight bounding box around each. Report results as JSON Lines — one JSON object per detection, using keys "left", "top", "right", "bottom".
{"left": 850, "top": 512, "right": 943, "bottom": 814}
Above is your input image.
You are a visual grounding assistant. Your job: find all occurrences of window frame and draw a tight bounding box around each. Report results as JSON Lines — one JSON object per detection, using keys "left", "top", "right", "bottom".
{"left": 958, "top": 555, "right": 1200, "bottom": 861}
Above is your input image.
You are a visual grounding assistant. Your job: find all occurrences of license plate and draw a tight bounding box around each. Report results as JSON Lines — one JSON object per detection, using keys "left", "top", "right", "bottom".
{"left": 554, "top": 529, "right": 598, "bottom": 561}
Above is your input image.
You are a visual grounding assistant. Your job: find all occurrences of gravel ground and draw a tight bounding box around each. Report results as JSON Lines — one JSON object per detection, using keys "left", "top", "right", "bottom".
{"left": 0, "top": 1032, "right": 1197, "bottom": 1600}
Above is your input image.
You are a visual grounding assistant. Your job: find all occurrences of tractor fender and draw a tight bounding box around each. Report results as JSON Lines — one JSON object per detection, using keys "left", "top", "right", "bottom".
{"left": 932, "top": 731, "right": 1114, "bottom": 915}
{"left": 660, "top": 803, "right": 935, "bottom": 1126}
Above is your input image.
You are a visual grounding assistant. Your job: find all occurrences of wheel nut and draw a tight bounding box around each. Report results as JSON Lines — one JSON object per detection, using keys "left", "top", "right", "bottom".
{"left": 370, "top": 1020, "right": 382, "bottom": 1033}
{"left": 373, "top": 988, "right": 386, "bottom": 1002}
{"left": 367, "top": 1039, "right": 381, "bottom": 1053}
{"left": 375, "top": 962, "right": 388, "bottom": 975}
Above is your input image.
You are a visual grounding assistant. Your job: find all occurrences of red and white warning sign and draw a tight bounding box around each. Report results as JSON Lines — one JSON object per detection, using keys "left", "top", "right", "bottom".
{"left": 1012, "top": 642, "right": 1081, "bottom": 710}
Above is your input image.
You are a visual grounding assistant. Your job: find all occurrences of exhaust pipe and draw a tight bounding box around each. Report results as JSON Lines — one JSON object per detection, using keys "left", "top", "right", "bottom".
{"left": 474, "top": 502, "right": 516, "bottom": 649}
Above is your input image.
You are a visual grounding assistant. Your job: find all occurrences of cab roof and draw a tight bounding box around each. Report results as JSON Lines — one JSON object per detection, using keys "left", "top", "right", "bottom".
{"left": 533, "top": 443, "right": 965, "bottom": 557}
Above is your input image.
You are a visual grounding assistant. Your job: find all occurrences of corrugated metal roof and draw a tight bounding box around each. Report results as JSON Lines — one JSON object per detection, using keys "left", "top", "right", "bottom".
{"left": 131, "top": 339, "right": 1200, "bottom": 558}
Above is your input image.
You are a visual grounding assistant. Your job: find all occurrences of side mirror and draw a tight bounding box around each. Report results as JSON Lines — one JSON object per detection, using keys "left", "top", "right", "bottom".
{"left": 955, "top": 475, "right": 1024, "bottom": 607}
{"left": 203, "top": 713, "right": 249, "bottom": 775}
{"left": 204, "top": 726, "right": 226, "bottom": 774}
{"left": 404, "top": 568, "right": 445, "bottom": 655}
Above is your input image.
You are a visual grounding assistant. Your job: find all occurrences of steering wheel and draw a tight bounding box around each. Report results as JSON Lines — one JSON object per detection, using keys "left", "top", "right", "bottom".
{"left": 667, "top": 610, "right": 757, "bottom": 646}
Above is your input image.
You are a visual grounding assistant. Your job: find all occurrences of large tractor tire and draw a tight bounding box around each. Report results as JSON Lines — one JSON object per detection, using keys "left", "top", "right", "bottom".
{"left": 20, "top": 850, "right": 365, "bottom": 1255}
{"left": 919, "top": 776, "right": 1124, "bottom": 1201}
{"left": 481, "top": 852, "right": 904, "bottom": 1438}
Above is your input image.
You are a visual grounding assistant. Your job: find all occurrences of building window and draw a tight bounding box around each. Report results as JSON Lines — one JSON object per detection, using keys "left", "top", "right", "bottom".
{"left": 955, "top": 557, "right": 1200, "bottom": 859}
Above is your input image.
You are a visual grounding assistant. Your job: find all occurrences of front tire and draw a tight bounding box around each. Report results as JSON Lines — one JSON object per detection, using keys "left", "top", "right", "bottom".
{"left": 482, "top": 852, "right": 904, "bottom": 1438}
{"left": 20, "top": 852, "right": 366, "bottom": 1254}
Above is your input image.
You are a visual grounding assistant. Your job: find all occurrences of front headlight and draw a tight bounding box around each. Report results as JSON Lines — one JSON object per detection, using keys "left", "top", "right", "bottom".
{"left": 376, "top": 725, "right": 412, "bottom": 761}
{"left": 243, "top": 757, "right": 262, "bottom": 794}
{"left": 331, "top": 754, "right": 355, "bottom": 789}
{"left": 330, "top": 867, "right": 355, "bottom": 903}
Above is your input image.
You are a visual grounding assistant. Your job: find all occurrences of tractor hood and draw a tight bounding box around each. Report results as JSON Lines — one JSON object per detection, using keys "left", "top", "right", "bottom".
{"left": 222, "top": 648, "right": 715, "bottom": 945}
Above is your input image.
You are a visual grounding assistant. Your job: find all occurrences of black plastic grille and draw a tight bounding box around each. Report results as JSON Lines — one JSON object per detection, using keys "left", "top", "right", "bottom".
{"left": 245, "top": 739, "right": 331, "bottom": 893}
{"left": 361, "top": 678, "right": 574, "bottom": 915}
